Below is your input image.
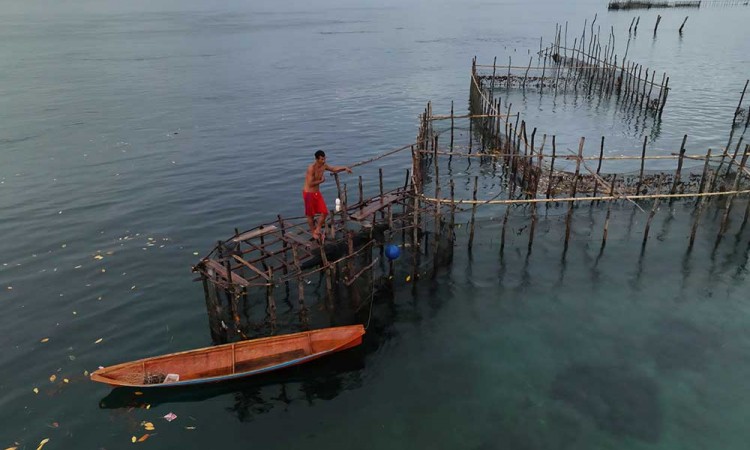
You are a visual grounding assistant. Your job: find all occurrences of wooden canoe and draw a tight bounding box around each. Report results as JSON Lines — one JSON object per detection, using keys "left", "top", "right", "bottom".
{"left": 90, "top": 325, "right": 365, "bottom": 388}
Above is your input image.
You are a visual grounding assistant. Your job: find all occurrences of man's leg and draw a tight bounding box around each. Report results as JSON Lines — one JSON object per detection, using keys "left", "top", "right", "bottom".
{"left": 315, "top": 214, "right": 326, "bottom": 240}
{"left": 307, "top": 215, "right": 317, "bottom": 239}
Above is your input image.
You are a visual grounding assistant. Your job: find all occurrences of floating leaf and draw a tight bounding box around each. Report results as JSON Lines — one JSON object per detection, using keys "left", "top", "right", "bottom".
{"left": 51, "top": 422, "right": 59, "bottom": 428}
{"left": 405, "top": 275, "right": 411, "bottom": 282}
{"left": 192, "top": 252, "right": 199, "bottom": 256}
{"left": 49, "top": 374, "right": 57, "bottom": 382}
{"left": 163, "top": 412, "right": 177, "bottom": 422}
{"left": 94, "top": 338, "right": 103, "bottom": 344}
{"left": 5, "top": 446, "right": 19, "bottom": 450}
{"left": 143, "top": 422, "right": 154, "bottom": 431}
{"left": 40, "top": 338, "right": 49, "bottom": 343}
{"left": 94, "top": 255, "right": 104, "bottom": 260}
{"left": 36, "top": 438, "right": 49, "bottom": 450}
{"left": 83, "top": 370, "right": 89, "bottom": 376}
{"left": 134, "top": 391, "right": 143, "bottom": 396}
{"left": 185, "top": 426, "right": 196, "bottom": 430}
{"left": 137, "top": 434, "right": 150, "bottom": 442}
{"left": 63, "top": 378, "right": 69, "bottom": 384}
{"left": 145, "top": 404, "right": 151, "bottom": 410}
{"left": 131, "top": 436, "right": 136, "bottom": 443}
{"left": 33, "top": 387, "right": 39, "bottom": 394}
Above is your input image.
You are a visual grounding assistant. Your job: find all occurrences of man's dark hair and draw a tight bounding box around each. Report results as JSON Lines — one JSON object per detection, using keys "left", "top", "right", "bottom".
{"left": 314, "top": 150, "right": 326, "bottom": 159}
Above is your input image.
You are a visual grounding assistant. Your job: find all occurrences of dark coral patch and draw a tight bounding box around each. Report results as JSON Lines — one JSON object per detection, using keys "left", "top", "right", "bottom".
{"left": 551, "top": 364, "right": 662, "bottom": 442}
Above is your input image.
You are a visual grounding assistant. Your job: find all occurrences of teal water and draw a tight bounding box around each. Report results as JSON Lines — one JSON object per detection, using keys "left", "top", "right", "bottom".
{"left": 1, "top": 0, "right": 750, "bottom": 448}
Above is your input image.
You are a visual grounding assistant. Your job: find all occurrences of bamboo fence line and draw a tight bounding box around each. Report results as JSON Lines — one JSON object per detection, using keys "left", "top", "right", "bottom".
{"left": 471, "top": 19, "right": 674, "bottom": 115}
{"left": 609, "top": 0, "right": 750, "bottom": 8}
{"left": 608, "top": 1, "right": 701, "bottom": 10}
{"left": 417, "top": 90, "right": 750, "bottom": 258}
{"left": 419, "top": 187, "right": 750, "bottom": 205}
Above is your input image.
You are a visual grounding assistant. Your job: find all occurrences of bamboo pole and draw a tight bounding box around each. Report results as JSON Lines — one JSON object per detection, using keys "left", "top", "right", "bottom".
{"left": 450, "top": 101, "right": 454, "bottom": 153}
{"left": 507, "top": 56, "right": 512, "bottom": 89}
{"left": 601, "top": 174, "right": 617, "bottom": 251}
{"left": 266, "top": 267, "right": 276, "bottom": 324}
{"left": 659, "top": 77, "right": 670, "bottom": 117}
{"left": 290, "top": 243, "right": 307, "bottom": 317}
{"left": 469, "top": 113, "right": 473, "bottom": 152}
{"left": 358, "top": 175, "right": 364, "bottom": 210}
{"left": 490, "top": 56, "right": 497, "bottom": 99}
{"left": 642, "top": 175, "right": 664, "bottom": 247}
{"left": 379, "top": 168, "right": 385, "bottom": 220}
{"left": 523, "top": 57, "right": 532, "bottom": 89}
{"left": 719, "top": 145, "right": 749, "bottom": 234}
{"left": 564, "top": 138, "right": 585, "bottom": 251}
{"left": 469, "top": 176, "right": 479, "bottom": 250}
{"left": 670, "top": 135, "right": 688, "bottom": 200}
{"left": 450, "top": 178, "right": 456, "bottom": 233}
{"left": 696, "top": 149, "right": 713, "bottom": 199}
{"left": 689, "top": 170, "right": 713, "bottom": 251}
{"left": 653, "top": 15, "right": 662, "bottom": 36}
{"left": 547, "top": 135, "right": 557, "bottom": 200}
{"left": 724, "top": 137, "right": 745, "bottom": 184}
{"left": 679, "top": 16, "right": 688, "bottom": 34}
{"left": 646, "top": 70, "right": 655, "bottom": 109}
{"left": 529, "top": 135, "right": 545, "bottom": 252}
{"left": 593, "top": 136, "right": 605, "bottom": 201}
{"left": 334, "top": 173, "right": 348, "bottom": 231}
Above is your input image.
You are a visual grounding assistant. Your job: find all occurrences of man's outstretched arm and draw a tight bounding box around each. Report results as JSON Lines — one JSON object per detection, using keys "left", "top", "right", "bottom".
{"left": 325, "top": 164, "right": 353, "bottom": 174}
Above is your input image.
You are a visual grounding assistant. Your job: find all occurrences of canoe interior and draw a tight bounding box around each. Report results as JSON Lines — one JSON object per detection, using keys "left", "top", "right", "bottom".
{"left": 94, "top": 325, "right": 364, "bottom": 386}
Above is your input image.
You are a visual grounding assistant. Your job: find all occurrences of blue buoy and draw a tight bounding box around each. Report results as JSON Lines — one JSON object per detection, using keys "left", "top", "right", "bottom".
{"left": 385, "top": 244, "right": 401, "bottom": 260}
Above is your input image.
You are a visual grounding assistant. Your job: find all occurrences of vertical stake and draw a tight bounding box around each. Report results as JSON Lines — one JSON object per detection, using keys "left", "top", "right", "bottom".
{"left": 468, "top": 176, "right": 479, "bottom": 250}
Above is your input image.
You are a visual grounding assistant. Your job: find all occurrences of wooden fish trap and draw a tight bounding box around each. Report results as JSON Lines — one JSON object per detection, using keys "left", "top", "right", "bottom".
{"left": 193, "top": 141, "right": 455, "bottom": 343}
{"left": 195, "top": 45, "right": 749, "bottom": 342}
{"left": 472, "top": 19, "right": 671, "bottom": 115}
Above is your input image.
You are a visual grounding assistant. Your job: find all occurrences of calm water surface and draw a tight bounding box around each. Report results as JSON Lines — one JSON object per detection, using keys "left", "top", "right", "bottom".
{"left": 1, "top": 0, "right": 750, "bottom": 448}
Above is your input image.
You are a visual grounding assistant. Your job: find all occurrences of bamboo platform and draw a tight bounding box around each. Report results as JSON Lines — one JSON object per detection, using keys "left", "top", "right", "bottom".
{"left": 194, "top": 187, "right": 414, "bottom": 290}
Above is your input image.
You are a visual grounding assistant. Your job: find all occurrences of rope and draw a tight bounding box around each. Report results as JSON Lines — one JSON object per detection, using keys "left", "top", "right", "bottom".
{"left": 365, "top": 275, "right": 376, "bottom": 330}
{"left": 350, "top": 142, "right": 417, "bottom": 168}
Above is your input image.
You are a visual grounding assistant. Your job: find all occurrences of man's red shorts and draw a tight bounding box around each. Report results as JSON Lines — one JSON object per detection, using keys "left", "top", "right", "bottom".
{"left": 303, "top": 191, "right": 328, "bottom": 217}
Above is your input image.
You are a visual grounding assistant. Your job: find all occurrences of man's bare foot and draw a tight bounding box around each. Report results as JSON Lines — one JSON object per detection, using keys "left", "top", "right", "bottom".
{"left": 312, "top": 231, "right": 320, "bottom": 240}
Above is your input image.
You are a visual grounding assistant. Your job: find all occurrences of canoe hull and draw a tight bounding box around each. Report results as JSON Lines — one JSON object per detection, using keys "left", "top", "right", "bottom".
{"left": 90, "top": 325, "right": 365, "bottom": 388}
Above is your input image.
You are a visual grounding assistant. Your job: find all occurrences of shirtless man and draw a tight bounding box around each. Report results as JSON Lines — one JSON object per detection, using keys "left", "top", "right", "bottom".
{"left": 303, "top": 150, "right": 352, "bottom": 240}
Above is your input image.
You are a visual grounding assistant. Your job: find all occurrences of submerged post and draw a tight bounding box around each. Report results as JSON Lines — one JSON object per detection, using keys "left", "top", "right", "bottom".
{"left": 468, "top": 176, "right": 479, "bottom": 250}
